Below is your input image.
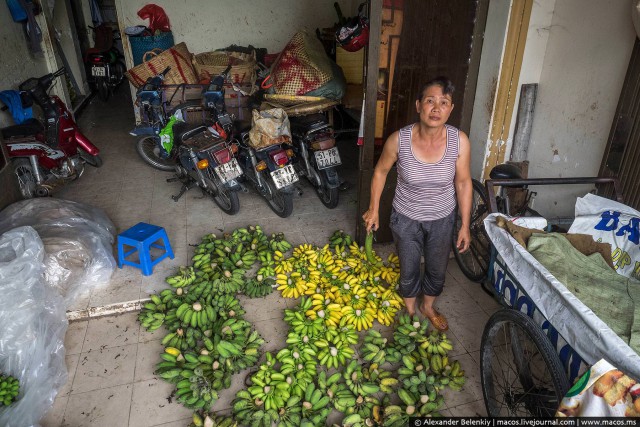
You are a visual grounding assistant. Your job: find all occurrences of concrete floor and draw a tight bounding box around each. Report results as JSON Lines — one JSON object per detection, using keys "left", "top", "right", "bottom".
{"left": 40, "top": 88, "right": 498, "bottom": 426}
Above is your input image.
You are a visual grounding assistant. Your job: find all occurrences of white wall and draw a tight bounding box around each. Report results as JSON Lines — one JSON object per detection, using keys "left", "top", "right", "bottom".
{"left": 53, "top": 0, "right": 90, "bottom": 97}
{"left": 114, "top": 0, "right": 358, "bottom": 55}
{"left": 523, "top": 0, "right": 636, "bottom": 217}
{"left": 468, "top": 0, "right": 511, "bottom": 180}
{"left": 0, "top": 10, "right": 49, "bottom": 127}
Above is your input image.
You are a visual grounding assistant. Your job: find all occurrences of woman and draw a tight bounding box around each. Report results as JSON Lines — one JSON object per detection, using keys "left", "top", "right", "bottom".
{"left": 362, "top": 76, "right": 472, "bottom": 331}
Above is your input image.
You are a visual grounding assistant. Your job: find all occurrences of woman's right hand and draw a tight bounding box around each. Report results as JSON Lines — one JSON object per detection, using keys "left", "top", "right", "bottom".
{"left": 362, "top": 209, "right": 379, "bottom": 232}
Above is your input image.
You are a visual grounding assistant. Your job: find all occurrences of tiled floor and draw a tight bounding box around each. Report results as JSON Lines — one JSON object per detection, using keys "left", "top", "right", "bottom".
{"left": 39, "top": 88, "right": 498, "bottom": 426}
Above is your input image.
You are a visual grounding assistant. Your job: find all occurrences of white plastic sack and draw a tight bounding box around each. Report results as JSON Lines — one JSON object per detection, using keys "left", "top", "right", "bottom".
{"left": 0, "top": 227, "right": 68, "bottom": 427}
{"left": 248, "top": 108, "right": 292, "bottom": 149}
{"left": 0, "top": 198, "right": 116, "bottom": 307}
{"left": 485, "top": 213, "right": 640, "bottom": 381}
{"left": 568, "top": 193, "right": 640, "bottom": 280}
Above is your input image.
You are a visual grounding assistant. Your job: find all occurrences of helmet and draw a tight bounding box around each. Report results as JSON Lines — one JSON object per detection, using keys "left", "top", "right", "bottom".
{"left": 336, "top": 14, "right": 369, "bottom": 52}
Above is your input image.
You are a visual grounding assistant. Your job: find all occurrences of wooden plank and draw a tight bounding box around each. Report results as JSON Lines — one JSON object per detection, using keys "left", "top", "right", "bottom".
{"left": 482, "top": 0, "right": 533, "bottom": 180}
{"left": 511, "top": 83, "right": 537, "bottom": 162}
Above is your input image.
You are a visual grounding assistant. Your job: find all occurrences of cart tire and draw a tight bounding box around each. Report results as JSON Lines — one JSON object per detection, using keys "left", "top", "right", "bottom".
{"left": 480, "top": 309, "right": 569, "bottom": 417}
{"left": 452, "top": 179, "right": 491, "bottom": 281}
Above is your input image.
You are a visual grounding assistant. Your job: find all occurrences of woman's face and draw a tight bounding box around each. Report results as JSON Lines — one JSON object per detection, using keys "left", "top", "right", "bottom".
{"left": 416, "top": 84, "right": 454, "bottom": 127}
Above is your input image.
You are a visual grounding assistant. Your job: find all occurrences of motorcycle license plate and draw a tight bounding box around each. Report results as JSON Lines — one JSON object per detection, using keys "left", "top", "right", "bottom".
{"left": 214, "top": 158, "right": 242, "bottom": 183}
{"left": 314, "top": 146, "right": 341, "bottom": 170}
{"left": 91, "top": 66, "right": 106, "bottom": 77}
{"left": 271, "top": 164, "right": 299, "bottom": 190}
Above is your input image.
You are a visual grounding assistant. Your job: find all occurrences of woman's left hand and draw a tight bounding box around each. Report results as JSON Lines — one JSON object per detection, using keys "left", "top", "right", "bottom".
{"left": 456, "top": 225, "right": 471, "bottom": 253}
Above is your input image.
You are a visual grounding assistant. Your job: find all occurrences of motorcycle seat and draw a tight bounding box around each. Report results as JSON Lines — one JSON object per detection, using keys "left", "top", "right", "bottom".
{"left": 489, "top": 163, "right": 523, "bottom": 180}
{"left": 1, "top": 118, "right": 43, "bottom": 140}
{"left": 290, "top": 113, "right": 330, "bottom": 135}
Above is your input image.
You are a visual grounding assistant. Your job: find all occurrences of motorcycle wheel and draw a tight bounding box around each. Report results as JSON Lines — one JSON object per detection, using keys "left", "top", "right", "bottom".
{"left": 262, "top": 171, "right": 293, "bottom": 218}
{"left": 204, "top": 172, "right": 240, "bottom": 215}
{"left": 113, "top": 61, "right": 126, "bottom": 86}
{"left": 79, "top": 150, "right": 103, "bottom": 167}
{"left": 136, "top": 135, "right": 176, "bottom": 171}
{"left": 13, "top": 159, "right": 37, "bottom": 198}
{"left": 314, "top": 168, "right": 339, "bottom": 209}
{"left": 97, "top": 78, "right": 109, "bottom": 102}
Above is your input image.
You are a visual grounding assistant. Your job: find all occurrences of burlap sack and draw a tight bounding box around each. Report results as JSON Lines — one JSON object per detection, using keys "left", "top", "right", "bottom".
{"left": 248, "top": 108, "right": 291, "bottom": 149}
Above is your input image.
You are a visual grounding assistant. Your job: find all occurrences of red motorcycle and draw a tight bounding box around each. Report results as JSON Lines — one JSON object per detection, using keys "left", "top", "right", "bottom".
{"left": 0, "top": 68, "right": 102, "bottom": 198}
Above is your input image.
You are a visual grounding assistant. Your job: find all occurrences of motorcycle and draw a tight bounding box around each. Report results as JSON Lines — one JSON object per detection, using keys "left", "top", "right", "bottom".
{"left": 235, "top": 123, "right": 300, "bottom": 218}
{"left": 85, "top": 24, "right": 125, "bottom": 102}
{"left": 289, "top": 113, "right": 341, "bottom": 208}
{"left": 167, "top": 123, "right": 242, "bottom": 215}
{"left": 0, "top": 68, "right": 102, "bottom": 198}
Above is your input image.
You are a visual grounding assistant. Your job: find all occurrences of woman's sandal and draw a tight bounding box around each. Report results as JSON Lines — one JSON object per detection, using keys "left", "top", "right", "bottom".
{"left": 424, "top": 310, "right": 449, "bottom": 331}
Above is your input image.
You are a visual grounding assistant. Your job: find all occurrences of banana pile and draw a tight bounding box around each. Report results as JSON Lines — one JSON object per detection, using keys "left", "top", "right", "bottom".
{"left": 0, "top": 373, "right": 19, "bottom": 406}
{"left": 273, "top": 231, "right": 404, "bottom": 332}
{"left": 138, "top": 226, "right": 469, "bottom": 425}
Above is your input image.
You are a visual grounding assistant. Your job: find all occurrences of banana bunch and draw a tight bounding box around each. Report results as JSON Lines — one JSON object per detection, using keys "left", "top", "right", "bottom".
{"left": 364, "top": 363, "right": 399, "bottom": 394}
{"left": 341, "top": 305, "right": 376, "bottom": 331}
{"left": 173, "top": 368, "right": 220, "bottom": 410}
{"left": 343, "top": 360, "right": 380, "bottom": 397}
{"left": 176, "top": 301, "right": 216, "bottom": 329}
{"left": 307, "top": 246, "right": 335, "bottom": 273}
{"left": 329, "top": 229, "right": 354, "bottom": 249}
{"left": 391, "top": 314, "right": 430, "bottom": 355}
{"left": 333, "top": 321, "right": 360, "bottom": 348}
{"left": 291, "top": 243, "right": 318, "bottom": 263}
{"left": 330, "top": 385, "right": 359, "bottom": 414}
{"left": 247, "top": 366, "right": 291, "bottom": 411}
{"left": 232, "top": 389, "right": 267, "bottom": 426}
{"left": 161, "top": 328, "right": 191, "bottom": 351}
{"left": 242, "top": 277, "right": 274, "bottom": 298}
{"left": 139, "top": 290, "right": 178, "bottom": 331}
{"left": 210, "top": 294, "right": 245, "bottom": 319}
{"left": 437, "top": 359, "right": 466, "bottom": 391}
{"left": 345, "top": 284, "right": 369, "bottom": 310}
{"left": 396, "top": 356, "right": 439, "bottom": 402}
{"left": 166, "top": 266, "right": 197, "bottom": 288}
{"left": 190, "top": 412, "right": 237, "bottom": 427}
{"left": 376, "top": 291, "right": 403, "bottom": 326}
{"left": 192, "top": 233, "right": 218, "bottom": 255}
{"left": 0, "top": 373, "right": 19, "bottom": 406}
{"left": 290, "top": 384, "right": 329, "bottom": 424}
{"left": 276, "top": 272, "right": 308, "bottom": 298}
{"left": 307, "top": 295, "right": 343, "bottom": 326}
{"left": 211, "top": 268, "right": 244, "bottom": 295}
{"left": 360, "top": 329, "right": 388, "bottom": 365}
{"left": 228, "top": 249, "right": 257, "bottom": 270}
{"left": 421, "top": 329, "right": 454, "bottom": 355}
{"left": 315, "top": 334, "right": 355, "bottom": 368}
{"left": 276, "top": 347, "right": 316, "bottom": 376}
{"left": 286, "top": 309, "right": 325, "bottom": 338}
{"left": 316, "top": 370, "right": 343, "bottom": 397}
{"left": 269, "top": 232, "right": 292, "bottom": 252}
{"left": 272, "top": 395, "right": 303, "bottom": 427}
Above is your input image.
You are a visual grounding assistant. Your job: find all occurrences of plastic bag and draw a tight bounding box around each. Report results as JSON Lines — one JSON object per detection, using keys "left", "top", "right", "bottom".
{"left": 137, "top": 4, "right": 170, "bottom": 33}
{"left": 0, "top": 198, "right": 117, "bottom": 307}
{"left": 0, "top": 226, "right": 68, "bottom": 427}
{"left": 568, "top": 193, "right": 640, "bottom": 280}
{"left": 248, "top": 108, "right": 291, "bottom": 149}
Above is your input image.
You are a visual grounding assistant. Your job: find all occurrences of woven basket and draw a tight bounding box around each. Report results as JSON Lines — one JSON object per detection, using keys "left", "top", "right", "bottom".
{"left": 262, "top": 94, "right": 338, "bottom": 117}
{"left": 128, "top": 31, "right": 174, "bottom": 66}
{"left": 192, "top": 51, "right": 257, "bottom": 85}
{"left": 125, "top": 42, "right": 198, "bottom": 88}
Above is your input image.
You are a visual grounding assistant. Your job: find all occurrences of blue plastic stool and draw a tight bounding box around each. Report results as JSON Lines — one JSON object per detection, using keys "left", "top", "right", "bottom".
{"left": 117, "top": 222, "right": 174, "bottom": 276}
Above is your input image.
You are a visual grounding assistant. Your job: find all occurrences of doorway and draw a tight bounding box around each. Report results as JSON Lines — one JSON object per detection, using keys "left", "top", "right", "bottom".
{"left": 357, "top": 0, "right": 488, "bottom": 242}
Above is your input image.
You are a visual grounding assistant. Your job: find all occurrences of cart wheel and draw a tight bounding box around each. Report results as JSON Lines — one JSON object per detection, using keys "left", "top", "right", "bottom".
{"left": 452, "top": 178, "right": 491, "bottom": 281}
{"left": 480, "top": 309, "right": 569, "bottom": 417}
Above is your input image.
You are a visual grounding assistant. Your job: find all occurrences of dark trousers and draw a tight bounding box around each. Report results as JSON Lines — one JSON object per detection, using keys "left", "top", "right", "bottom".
{"left": 389, "top": 208, "right": 455, "bottom": 298}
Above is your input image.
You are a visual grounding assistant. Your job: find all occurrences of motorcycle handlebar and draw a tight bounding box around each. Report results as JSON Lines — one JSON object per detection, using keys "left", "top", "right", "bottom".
{"left": 160, "top": 67, "right": 171, "bottom": 77}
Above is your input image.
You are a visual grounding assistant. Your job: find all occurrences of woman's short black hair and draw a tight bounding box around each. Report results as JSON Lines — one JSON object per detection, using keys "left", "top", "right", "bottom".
{"left": 417, "top": 76, "right": 455, "bottom": 101}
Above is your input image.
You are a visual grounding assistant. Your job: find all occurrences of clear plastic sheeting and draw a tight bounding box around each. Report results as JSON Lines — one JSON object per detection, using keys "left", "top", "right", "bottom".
{"left": 0, "top": 198, "right": 116, "bottom": 306}
{"left": 0, "top": 227, "right": 68, "bottom": 427}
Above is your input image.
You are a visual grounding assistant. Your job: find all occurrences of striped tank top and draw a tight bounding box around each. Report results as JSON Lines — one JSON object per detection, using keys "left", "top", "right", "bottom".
{"left": 392, "top": 123, "right": 459, "bottom": 221}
